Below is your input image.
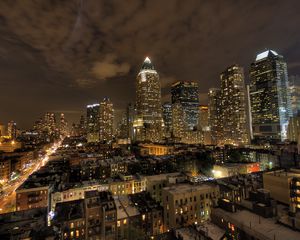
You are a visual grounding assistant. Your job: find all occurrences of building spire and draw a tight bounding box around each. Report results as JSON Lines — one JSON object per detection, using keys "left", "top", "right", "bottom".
{"left": 141, "top": 56, "right": 154, "bottom": 70}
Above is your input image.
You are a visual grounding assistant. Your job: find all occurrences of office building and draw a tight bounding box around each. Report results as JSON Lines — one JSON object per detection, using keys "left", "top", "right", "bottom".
{"left": 134, "top": 57, "right": 164, "bottom": 142}
{"left": 171, "top": 81, "right": 199, "bottom": 130}
{"left": 162, "top": 102, "right": 172, "bottom": 137}
{"left": 287, "top": 115, "right": 300, "bottom": 142}
{"left": 7, "top": 121, "right": 17, "bottom": 139}
{"left": 86, "top": 103, "right": 100, "bottom": 142}
{"left": 208, "top": 88, "right": 222, "bottom": 145}
{"left": 220, "top": 65, "right": 249, "bottom": 145}
{"left": 289, "top": 75, "right": 300, "bottom": 116}
{"left": 99, "top": 98, "right": 114, "bottom": 142}
{"left": 250, "top": 50, "right": 292, "bottom": 142}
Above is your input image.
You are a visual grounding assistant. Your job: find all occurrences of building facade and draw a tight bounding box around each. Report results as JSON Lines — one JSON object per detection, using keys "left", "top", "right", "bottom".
{"left": 86, "top": 104, "right": 100, "bottom": 142}
{"left": 162, "top": 102, "right": 172, "bottom": 138}
{"left": 250, "top": 50, "right": 292, "bottom": 142}
{"left": 134, "top": 57, "right": 164, "bottom": 142}
{"left": 99, "top": 98, "right": 114, "bottom": 142}
{"left": 220, "top": 65, "right": 249, "bottom": 145}
{"left": 289, "top": 75, "right": 300, "bottom": 116}
{"left": 171, "top": 81, "right": 199, "bottom": 131}
{"left": 208, "top": 88, "right": 222, "bottom": 145}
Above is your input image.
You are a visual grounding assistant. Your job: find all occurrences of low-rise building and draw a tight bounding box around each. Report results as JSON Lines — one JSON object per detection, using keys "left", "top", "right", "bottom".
{"left": 139, "top": 144, "right": 174, "bottom": 156}
{"left": 162, "top": 183, "right": 220, "bottom": 230}
{"left": 213, "top": 163, "right": 260, "bottom": 178}
{"left": 53, "top": 199, "right": 86, "bottom": 239}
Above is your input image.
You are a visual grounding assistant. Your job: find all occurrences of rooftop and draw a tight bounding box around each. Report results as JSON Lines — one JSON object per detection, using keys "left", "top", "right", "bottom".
{"left": 255, "top": 49, "right": 279, "bottom": 61}
{"left": 213, "top": 208, "right": 300, "bottom": 240}
{"left": 54, "top": 199, "right": 85, "bottom": 222}
{"left": 163, "top": 183, "right": 217, "bottom": 195}
{"left": 141, "top": 56, "right": 155, "bottom": 70}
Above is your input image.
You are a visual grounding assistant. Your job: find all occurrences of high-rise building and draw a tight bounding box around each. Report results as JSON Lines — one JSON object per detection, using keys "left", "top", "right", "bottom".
{"left": 44, "top": 112, "right": 57, "bottom": 135}
{"left": 86, "top": 103, "right": 100, "bottom": 142}
{"left": 199, "top": 105, "right": 211, "bottom": 145}
{"left": 0, "top": 123, "right": 6, "bottom": 137}
{"left": 289, "top": 75, "right": 300, "bottom": 116}
{"left": 126, "top": 103, "right": 136, "bottom": 140}
{"left": 198, "top": 105, "right": 209, "bottom": 131}
{"left": 208, "top": 88, "right": 222, "bottom": 145}
{"left": 172, "top": 102, "right": 184, "bottom": 140}
{"left": 220, "top": 65, "right": 249, "bottom": 145}
{"left": 250, "top": 50, "right": 292, "bottom": 142}
{"left": 59, "top": 113, "right": 68, "bottom": 137}
{"left": 171, "top": 81, "right": 199, "bottom": 130}
{"left": 134, "top": 57, "right": 164, "bottom": 142}
{"left": 99, "top": 98, "right": 114, "bottom": 142}
{"left": 7, "top": 121, "right": 17, "bottom": 139}
{"left": 287, "top": 115, "right": 300, "bottom": 142}
{"left": 162, "top": 102, "right": 172, "bottom": 137}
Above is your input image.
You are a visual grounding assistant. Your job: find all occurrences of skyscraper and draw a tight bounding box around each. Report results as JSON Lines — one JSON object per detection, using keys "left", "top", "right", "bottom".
{"left": 220, "top": 65, "right": 249, "bottom": 145}
{"left": 7, "top": 121, "right": 17, "bottom": 139}
{"left": 162, "top": 102, "right": 172, "bottom": 137}
{"left": 198, "top": 105, "right": 209, "bottom": 131}
{"left": 59, "top": 113, "right": 68, "bottom": 137}
{"left": 134, "top": 57, "right": 164, "bottom": 142}
{"left": 171, "top": 81, "right": 199, "bottom": 130}
{"left": 172, "top": 102, "right": 184, "bottom": 140}
{"left": 289, "top": 75, "right": 300, "bottom": 116}
{"left": 86, "top": 103, "right": 100, "bottom": 142}
{"left": 208, "top": 88, "right": 222, "bottom": 145}
{"left": 250, "top": 50, "right": 292, "bottom": 142}
{"left": 199, "top": 105, "right": 211, "bottom": 145}
{"left": 99, "top": 98, "right": 114, "bottom": 142}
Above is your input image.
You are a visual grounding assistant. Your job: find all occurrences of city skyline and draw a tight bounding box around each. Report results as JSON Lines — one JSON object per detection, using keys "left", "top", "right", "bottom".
{"left": 2, "top": 2, "right": 300, "bottom": 239}
{"left": 1, "top": 1, "right": 300, "bottom": 128}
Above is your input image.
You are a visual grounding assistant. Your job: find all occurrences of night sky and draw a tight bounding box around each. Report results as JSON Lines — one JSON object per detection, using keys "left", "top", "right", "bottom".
{"left": 0, "top": 0, "right": 300, "bottom": 128}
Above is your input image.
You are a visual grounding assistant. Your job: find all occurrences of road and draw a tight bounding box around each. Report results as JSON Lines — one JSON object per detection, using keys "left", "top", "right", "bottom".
{"left": 0, "top": 141, "right": 61, "bottom": 214}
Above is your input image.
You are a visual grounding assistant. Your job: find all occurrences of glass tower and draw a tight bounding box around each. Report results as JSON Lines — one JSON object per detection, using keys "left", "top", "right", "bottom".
{"left": 250, "top": 50, "right": 292, "bottom": 142}
{"left": 171, "top": 81, "right": 199, "bottom": 131}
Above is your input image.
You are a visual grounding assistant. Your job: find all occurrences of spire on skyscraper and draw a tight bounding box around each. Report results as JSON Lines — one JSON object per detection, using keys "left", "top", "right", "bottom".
{"left": 141, "top": 56, "right": 154, "bottom": 70}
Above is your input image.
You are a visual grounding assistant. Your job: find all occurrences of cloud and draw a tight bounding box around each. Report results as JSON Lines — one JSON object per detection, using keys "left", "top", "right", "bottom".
{"left": 91, "top": 54, "right": 130, "bottom": 80}
{"left": 75, "top": 78, "right": 97, "bottom": 88}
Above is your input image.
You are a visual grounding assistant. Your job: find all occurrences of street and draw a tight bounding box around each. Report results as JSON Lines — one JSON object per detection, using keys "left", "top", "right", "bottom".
{"left": 0, "top": 141, "right": 61, "bottom": 214}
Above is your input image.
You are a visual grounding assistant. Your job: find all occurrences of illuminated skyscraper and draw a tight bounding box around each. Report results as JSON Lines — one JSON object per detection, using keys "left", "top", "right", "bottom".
{"left": 198, "top": 105, "right": 209, "bottom": 131}
{"left": 208, "top": 88, "right": 222, "bottom": 145}
{"left": 289, "top": 75, "right": 300, "bottom": 116}
{"left": 171, "top": 81, "right": 199, "bottom": 130}
{"left": 220, "top": 65, "right": 249, "bottom": 145}
{"left": 134, "top": 57, "right": 164, "bottom": 142}
{"left": 250, "top": 50, "right": 292, "bottom": 142}
{"left": 162, "top": 102, "right": 172, "bottom": 137}
{"left": 7, "top": 121, "right": 17, "bottom": 139}
{"left": 59, "top": 113, "right": 68, "bottom": 137}
{"left": 86, "top": 103, "right": 100, "bottom": 142}
{"left": 99, "top": 97, "right": 114, "bottom": 142}
{"left": 199, "top": 105, "right": 211, "bottom": 145}
{"left": 172, "top": 102, "right": 184, "bottom": 139}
